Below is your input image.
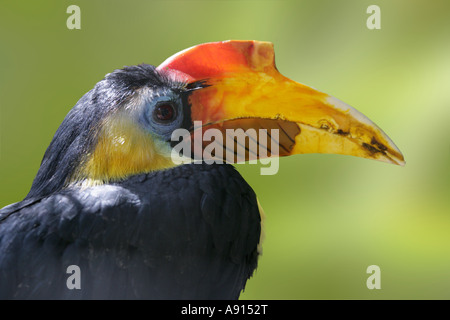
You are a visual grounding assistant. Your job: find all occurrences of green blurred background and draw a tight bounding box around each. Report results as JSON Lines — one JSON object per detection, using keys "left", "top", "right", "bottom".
{"left": 1, "top": 0, "right": 449, "bottom": 299}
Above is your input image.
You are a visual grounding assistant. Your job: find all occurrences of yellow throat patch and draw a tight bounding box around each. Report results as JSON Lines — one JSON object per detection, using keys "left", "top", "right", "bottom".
{"left": 70, "top": 110, "right": 177, "bottom": 186}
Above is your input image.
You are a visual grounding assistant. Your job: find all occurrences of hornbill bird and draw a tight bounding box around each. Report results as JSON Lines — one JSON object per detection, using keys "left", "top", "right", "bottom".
{"left": 0, "top": 40, "right": 404, "bottom": 299}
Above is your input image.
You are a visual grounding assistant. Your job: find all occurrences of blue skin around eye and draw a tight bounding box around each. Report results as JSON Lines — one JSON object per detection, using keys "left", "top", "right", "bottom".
{"left": 140, "top": 91, "right": 184, "bottom": 141}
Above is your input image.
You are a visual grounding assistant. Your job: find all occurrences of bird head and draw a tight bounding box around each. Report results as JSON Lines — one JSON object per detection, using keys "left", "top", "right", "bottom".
{"left": 27, "top": 40, "right": 404, "bottom": 198}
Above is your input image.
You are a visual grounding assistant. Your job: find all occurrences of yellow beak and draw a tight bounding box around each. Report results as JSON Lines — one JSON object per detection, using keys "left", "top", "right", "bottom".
{"left": 157, "top": 40, "right": 405, "bottom": 166}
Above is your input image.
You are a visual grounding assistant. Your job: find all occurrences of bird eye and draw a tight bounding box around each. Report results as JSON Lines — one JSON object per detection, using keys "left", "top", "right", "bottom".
{"left": 153, "top": 103, "right": 176, "bottom": 123}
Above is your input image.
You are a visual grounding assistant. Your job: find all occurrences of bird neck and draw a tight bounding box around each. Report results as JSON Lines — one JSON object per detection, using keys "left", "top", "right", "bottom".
{"left": 69, "top": 112, "right": 177, "bottom": 187}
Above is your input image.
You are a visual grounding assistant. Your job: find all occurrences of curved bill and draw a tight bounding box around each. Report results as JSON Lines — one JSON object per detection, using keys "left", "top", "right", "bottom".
{"left": 157, "top": 40, "right": 405, "bottom": 166}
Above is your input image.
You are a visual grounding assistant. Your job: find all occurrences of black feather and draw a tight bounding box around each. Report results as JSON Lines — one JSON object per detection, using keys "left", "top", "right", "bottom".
{"left": 0, "top": 163, "right": 261, "bottom": 299}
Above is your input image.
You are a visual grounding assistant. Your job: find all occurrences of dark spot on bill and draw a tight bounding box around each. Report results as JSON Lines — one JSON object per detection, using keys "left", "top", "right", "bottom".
{"left": 371, "top": 137, "right": 388, "bottom": 151}
{"left": 362, "top": 142, "right": 380, "bottom": 154}
{"left": 336, "top": 129, "right": 349, "bottom": 136}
